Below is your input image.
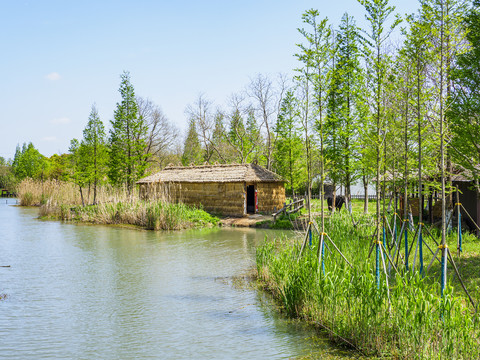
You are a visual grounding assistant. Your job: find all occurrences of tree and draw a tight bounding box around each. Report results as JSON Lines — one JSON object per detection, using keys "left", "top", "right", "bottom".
{"left": 449, "top": 0, "right": 480, "bottom": 182}
{"left": 185, "top": 94, "right": 215, "bottom": 163}
{"left": 274, "top": 90, "right": 306, "bottom": 194}
{"left": 0, "top": 157, "right": 15, "bottom": 190}
{"left": 359, "top": 0, "right": 401, "bottom": 265}
{"left": 225, "top": 94, "right": 259, "bottom": 164}
{"left": 108, "top": 71, "right": 149, "bottom": 192}
{"left": 181, "top": 118, "right": 203, "bottom": 165}
{"left": 82, "top": 104, "right": 108, "bottom": 204}
{"left": 297, "top": 8, "right": 331, "bottom": 229}
{"left": 209, "top": 110, "right": 230, "bottom": 163}
{"left": 417, "top": 0, "right": 468, "bottom": 292}
{"left": 248, "top": 74, "right": 279, "bottom": 170}
{"left": 47, "top": 153, "right": 70, "bottom": 181}
{"left": 69, "top": 138, "right": 88, "bottom": 206}
{"left": 137, "top": 97, "right": 179, "bottom": 169}
{"left": 12, "top": 142, "right": 47, "bottom": 181}
{"left": 335, "top": 13, "right": 364, "bottom": 208}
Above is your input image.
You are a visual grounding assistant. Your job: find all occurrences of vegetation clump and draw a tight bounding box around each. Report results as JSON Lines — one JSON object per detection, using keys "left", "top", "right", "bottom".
{"left": 18, "top": 179, "right": 219, "bottom": 230}
{"left": 256, "top": 213, "right": 480, "bottom": 359}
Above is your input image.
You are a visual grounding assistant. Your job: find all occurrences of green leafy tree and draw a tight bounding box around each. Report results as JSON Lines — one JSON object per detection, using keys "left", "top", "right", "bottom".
{"left": 69, "top": 138, "right": 89, "bottom": 206}
{"left": 336, "top": 13, "right": 364, "bottom": 206}
{"left": 0, "top": 157, "right": 15, "bottom": 190}
{"left": 416, "top": 0, "right": 468, "bottom": 290}
{"left": 449, "top": 0, "right": 480, "bottom": 178}
{"left": 296, "top": 9, "right": 331, "bottom": 226}
{"left": 181, "top": 118, "right": 203, "bottom": 165}
{"left": 359, "top": 0, "right": 401, "bottom": 248}
{"left": 274, "top": 90, "right": 306, "bottom": 194}
{"left": 209, "top": 111, "right": 229, "bottom": 163}
{"left": 225, "top": 100, "right": 259, "bottom": 164}
{"left": 245, "top": 110, "right": 262, "bottom": 163}
{"left": 82, "top": 104, "right": 108, "bottom": 203}
{"left": 12, "top": 142, "right": 48, "bottom": 180}
{"left": 108, "top": 72, "right": 149, "bottom": 192}
{"left": 47, "top": 153, "right": 71, "bottom": 181}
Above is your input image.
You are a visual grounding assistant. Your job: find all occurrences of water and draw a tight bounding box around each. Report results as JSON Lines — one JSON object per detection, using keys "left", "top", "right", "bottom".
{"left": 0, "top": 200, "right": 352, "bottom": 359}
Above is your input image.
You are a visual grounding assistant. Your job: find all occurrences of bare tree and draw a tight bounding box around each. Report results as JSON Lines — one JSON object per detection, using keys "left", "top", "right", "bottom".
{"left": 136, "top": 97, "right": 179, "bottom": 170}
{"left": 247, "top": 74, "right": 283, "bottom": 170}
{"left": 185, "top": 94, "right": 215, "bottom": 163}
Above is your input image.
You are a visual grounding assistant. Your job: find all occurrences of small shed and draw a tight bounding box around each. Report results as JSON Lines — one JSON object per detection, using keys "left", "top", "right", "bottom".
{"left": 136, "top": 164, "right": 286, "bottom": 216}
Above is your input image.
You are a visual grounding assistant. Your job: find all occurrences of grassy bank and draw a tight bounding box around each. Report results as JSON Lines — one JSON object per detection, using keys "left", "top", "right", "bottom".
{"left": 256, "top": 213, "right": 480, "bottom": 358}
{"left": 18, "top": 179, "right": 219, "bottom": 230}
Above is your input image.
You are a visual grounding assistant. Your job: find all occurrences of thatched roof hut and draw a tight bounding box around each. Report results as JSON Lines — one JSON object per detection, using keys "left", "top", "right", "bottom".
{"left": 137, "top": 164, "right": 286, "bottom": 216}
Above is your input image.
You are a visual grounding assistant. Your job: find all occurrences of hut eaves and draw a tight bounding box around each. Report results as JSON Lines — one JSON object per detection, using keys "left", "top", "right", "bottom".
{"left": 136, "top": 163, "right": 285, "bottom": 184}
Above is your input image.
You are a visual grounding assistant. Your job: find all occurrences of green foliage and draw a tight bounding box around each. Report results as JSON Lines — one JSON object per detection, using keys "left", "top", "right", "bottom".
{"left": 12, "top": 142, "right": 48, "bottom": 180}
{"left": 273, "top": 91, "right": 306, "bottom": 194}
{"left": 449, "top": 0, "right": 480, "bottom": 180}
{"left": 109, "top": 71, "right": 149, "bottom": 191}
{"left": 209, "top": 111, "right": 229, "bottom": 163}
{"left": 61, "top": 199, "right": 219, "bottom": 230}
{"left": 225, "top": 107, "right": 260, "bottom": 164}
{"left": 82, "top": 105, "right": 108, "bottom": 203}
{"left": 0, "top": 158, "right": 15, "bottom": 190}
{"left": 47, "top": 154, "right": 71, "bottom": 181}
{"left": 181, "top": 118, "right": 203, "bottom": 165}
{"left": 257, "top": 213, "right": 480, "bottom": 358}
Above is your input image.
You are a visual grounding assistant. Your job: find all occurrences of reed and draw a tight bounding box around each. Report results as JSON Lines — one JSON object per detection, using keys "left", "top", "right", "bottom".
{"left": 19, "top": 178, "right": 219, "bottom": 230}
{"left": 257, "top": 213, "right": 480, "bottom": 358}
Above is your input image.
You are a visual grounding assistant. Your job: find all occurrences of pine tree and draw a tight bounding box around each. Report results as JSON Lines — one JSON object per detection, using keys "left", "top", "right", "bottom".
{"left": 108, "top": 71, "right": 149, "bottom": 192}
{"left": 82, "top": 104, "right": 108, "bottom": 204}
{"left": 274, "top": 90, "right": 306, "bottom": 194}
{"left": 181, "top": 118, "right": 203, "bottom": 165}
{"left": 210, "top": 111, "right": 229, "bottom": 163}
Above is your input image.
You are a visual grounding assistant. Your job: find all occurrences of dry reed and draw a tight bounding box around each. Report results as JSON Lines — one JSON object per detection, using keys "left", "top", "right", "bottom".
{"left": 17, "top": 178, "right": 218, "bottom": 230}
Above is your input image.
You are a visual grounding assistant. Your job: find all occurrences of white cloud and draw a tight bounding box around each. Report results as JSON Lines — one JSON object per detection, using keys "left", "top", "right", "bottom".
{"left": 50, "top": 117, "right": 70, "bottom": 125}
{"left": 42, "top": 136, "right": 57, "bottom": 142}
{"left": 45, "top": 72, "right": 61, "bottom": 81}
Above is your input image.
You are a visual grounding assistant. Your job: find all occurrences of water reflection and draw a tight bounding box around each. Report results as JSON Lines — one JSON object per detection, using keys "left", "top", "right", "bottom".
{"left": 0, "top": 202, "right": 355, "bottom": 359}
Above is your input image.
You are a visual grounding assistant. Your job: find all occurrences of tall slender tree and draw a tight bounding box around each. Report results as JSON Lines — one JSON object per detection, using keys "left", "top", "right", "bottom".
{"left": 274, "top": 90, "right": 306, "bottom": 194}
{"left": 109, "top": 71, "right": 149, "bottom": 192}
{"left": 181, "top": 118, "right": 203, "bottom": 165}
{"left": 82, "top": 104, "right": 108, "bottom": 204}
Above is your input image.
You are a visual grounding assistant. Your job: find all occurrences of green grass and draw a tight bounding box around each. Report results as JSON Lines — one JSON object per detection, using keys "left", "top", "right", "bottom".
{"left": 40, "top": 199, "right": 219, "bottom": 230}
{"left": 256, "top": 212, "right": 480, "bottom": 358}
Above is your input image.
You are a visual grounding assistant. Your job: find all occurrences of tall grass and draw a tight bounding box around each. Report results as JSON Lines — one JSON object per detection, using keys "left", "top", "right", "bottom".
{"left": 257, "top": 213, "right": 480, "bottom": 358}
{"left": 18, "top": 178, "right": 219, "bottom": 230}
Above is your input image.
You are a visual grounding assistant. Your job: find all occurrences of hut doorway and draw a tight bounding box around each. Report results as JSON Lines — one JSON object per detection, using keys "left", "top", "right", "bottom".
{"left": 247, "top": 185, "right": 256, "bottom": 214}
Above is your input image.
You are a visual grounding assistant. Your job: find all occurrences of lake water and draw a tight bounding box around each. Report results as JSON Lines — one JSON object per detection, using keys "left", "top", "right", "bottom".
{"left": 0, "top": 200, "right": 353, "bottom": 359}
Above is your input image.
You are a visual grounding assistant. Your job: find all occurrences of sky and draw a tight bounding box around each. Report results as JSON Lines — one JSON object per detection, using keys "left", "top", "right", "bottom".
{"left": 0, "top": 0, "right": 422, "bottom": 160}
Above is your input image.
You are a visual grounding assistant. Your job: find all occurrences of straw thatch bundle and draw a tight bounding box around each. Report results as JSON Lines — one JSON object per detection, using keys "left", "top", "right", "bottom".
{"left": 137, "top": 164, "right": 285, "bottom": 216}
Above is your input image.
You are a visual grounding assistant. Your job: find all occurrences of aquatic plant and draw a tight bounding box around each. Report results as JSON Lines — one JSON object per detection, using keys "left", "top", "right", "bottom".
{"left": 257, "top": 212, "right": 480, "bottom": 358}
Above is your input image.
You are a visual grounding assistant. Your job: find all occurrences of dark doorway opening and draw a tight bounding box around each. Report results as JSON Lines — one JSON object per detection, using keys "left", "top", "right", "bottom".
{"left": 247, "top": 185, "right": 255, "bottom": 214}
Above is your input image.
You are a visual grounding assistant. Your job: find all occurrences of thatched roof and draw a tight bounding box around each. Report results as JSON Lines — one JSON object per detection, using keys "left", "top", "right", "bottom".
{"left": 136, "top": 164, "right": 285, "bottom": 184}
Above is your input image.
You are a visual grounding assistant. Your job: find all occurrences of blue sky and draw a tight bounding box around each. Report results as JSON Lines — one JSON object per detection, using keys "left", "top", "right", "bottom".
{"left": 0, "top": 0, "right": 421, "bottom": 159}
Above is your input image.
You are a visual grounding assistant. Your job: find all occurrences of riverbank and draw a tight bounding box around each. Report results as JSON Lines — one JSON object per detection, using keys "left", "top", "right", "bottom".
{"left": 16, "top": 179, "right": 219, "bottom": 230}
{"left": 256, "top": 213, "right": 480, "bottom": 359}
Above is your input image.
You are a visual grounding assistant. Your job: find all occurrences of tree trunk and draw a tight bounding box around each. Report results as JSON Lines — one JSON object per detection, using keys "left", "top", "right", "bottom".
{"left": 363, "top": 175, "right": 369, "bottom": 214}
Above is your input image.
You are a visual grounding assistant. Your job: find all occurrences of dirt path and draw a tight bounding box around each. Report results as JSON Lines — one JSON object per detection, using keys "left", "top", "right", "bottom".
{"left": 220, "top": 214, "right": 274, "bottom": 227}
